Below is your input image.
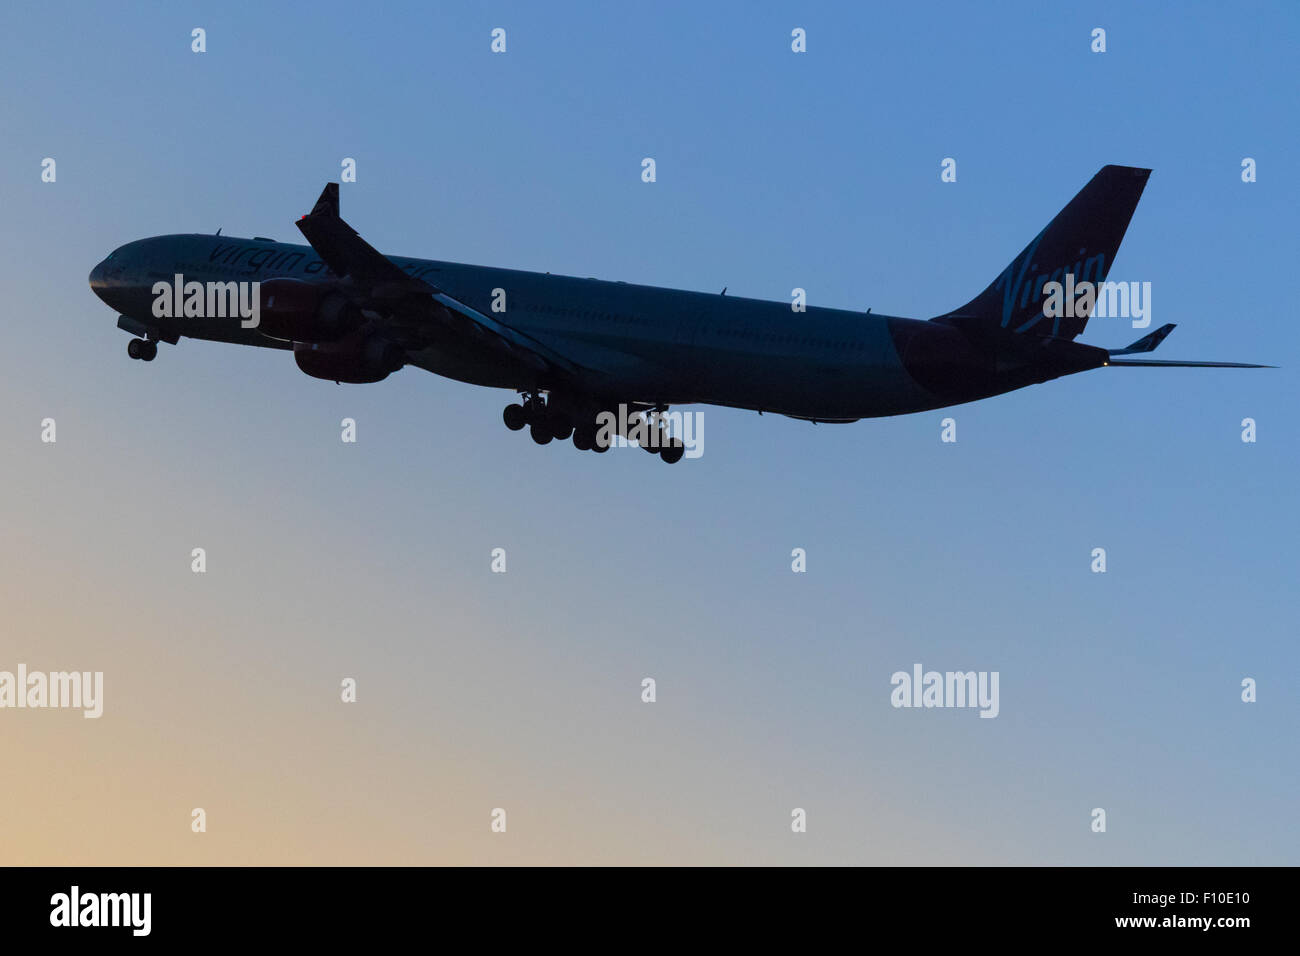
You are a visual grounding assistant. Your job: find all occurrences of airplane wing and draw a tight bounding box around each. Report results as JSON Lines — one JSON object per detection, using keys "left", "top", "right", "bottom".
{"left": 295, "top": 183, "right": 586, "bottom": 379}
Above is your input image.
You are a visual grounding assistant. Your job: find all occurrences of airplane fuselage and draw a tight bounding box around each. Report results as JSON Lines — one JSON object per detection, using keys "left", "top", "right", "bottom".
{"left": 90, "top": 233, "right": 1105, "bottom": 421}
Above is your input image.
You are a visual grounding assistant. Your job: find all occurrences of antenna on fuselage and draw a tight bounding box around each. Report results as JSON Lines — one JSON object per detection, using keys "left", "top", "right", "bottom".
{"left": 721, "top": 287, "right": 727, "bottom": 295}
{"left": 216, "top": 228, "right": 222, "bottom": 236}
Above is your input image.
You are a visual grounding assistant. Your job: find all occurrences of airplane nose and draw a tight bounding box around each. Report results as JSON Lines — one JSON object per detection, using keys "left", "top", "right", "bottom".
{"left": 89, "top": 256, "right": 120, "bottom": 309}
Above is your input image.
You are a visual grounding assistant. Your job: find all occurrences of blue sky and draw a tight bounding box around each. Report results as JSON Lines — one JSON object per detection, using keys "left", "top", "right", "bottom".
{"left": 0, "top": 1, "right": 1295, "bottom": 864}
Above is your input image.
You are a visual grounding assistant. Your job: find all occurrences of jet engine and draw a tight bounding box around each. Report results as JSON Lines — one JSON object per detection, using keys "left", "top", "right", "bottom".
{"left": 258, "top": 278, "right": 363, "bottom": 343}
{"left": 293, "top": 331, "right": 405, "bottom": 383}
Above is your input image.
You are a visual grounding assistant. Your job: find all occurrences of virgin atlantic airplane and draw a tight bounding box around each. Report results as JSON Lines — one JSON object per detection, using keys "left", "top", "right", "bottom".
{"left": 88, "top": 165, "right": 1266, "bottom": 463}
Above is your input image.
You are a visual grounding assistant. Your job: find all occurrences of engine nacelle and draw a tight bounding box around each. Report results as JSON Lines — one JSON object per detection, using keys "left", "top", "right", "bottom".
{"left": 259, "top": 278, "right": 362, "bottom": 343}
{"left": 293, "top": 332, "right": 405, "bottom": 384}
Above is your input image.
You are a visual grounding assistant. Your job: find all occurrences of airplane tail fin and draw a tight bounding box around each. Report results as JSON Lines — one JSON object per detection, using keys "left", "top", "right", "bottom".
{"left": 933, "top": 165, "right": 1151, "bottom": 341}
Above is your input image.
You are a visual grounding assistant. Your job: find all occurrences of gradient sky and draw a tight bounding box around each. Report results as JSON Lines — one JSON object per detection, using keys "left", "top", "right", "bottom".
{"left": 1, "top": 0, "right": 1296, "bottom": 865}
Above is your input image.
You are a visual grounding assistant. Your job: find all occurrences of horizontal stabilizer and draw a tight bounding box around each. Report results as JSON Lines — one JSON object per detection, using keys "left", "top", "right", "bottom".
{"left": 1106, "top": 359, "right": 1274, "bottom": 368}
{"left": 1109, "top": 323, "right": 1176, "bottom": 356}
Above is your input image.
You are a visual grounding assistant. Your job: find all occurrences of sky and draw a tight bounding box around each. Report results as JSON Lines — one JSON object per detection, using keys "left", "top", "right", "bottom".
{"left": 0, "top": 0, "right": 1296, "bottom": 865}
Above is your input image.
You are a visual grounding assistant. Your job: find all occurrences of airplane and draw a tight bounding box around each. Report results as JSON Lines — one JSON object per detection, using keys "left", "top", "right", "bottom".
{"left": 89, "top": 165, "right": 1268, "bottom": 463}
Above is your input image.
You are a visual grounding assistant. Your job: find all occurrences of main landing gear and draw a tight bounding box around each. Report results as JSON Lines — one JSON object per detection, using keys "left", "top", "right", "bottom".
{"left": 502, "top": 394, "right": 686, "bottom": 464}
{"left": 126, "top": 338, "right": 158, "bottom": 361}
{"left": 502, "top": 396, "right": 558, "bottom": 445}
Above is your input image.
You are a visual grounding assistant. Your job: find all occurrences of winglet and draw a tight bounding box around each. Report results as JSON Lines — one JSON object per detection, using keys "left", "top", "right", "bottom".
{"left": 295, "top": 182, "right": 412, "bottom": 285}
{"left": 1109, "top": 322, "right": 1176, "bottom": 356}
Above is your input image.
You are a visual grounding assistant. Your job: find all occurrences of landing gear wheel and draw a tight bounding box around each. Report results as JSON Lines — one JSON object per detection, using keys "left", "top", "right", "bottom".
{"left": 529, "top": 422, "right": 553, "bottom": 445}
{"left": 660, "top": 440, "right": 685, "bottom": 464}
{"left": 572, "top": 427, "right": 594, "bottom": 451}
{"left": 550, "top": 419, "right": 573, "bottom": 441}
{"left": 140, "top": 340, "right": 157, "bottom": 361}
{"left": 127, "top": 338, "right": 143, "bottom": 360}
{"left": 503, "top": 404, "right": 527, "bottom": 431}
